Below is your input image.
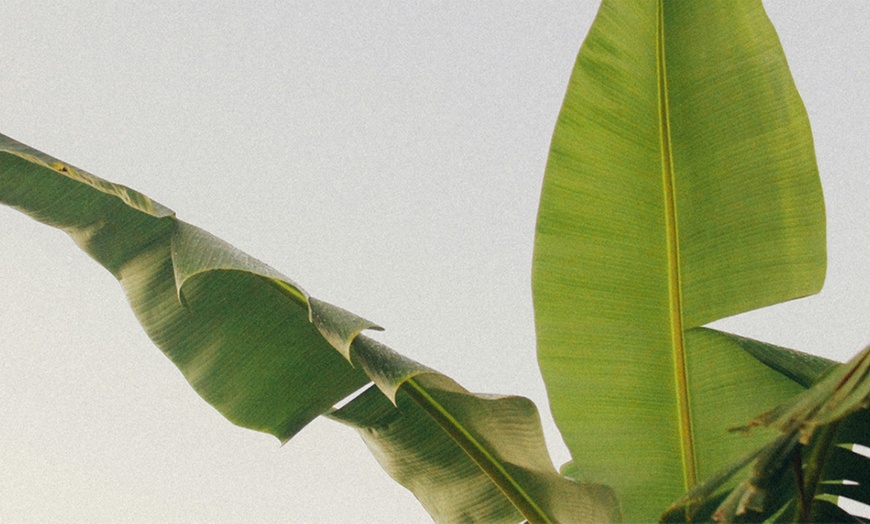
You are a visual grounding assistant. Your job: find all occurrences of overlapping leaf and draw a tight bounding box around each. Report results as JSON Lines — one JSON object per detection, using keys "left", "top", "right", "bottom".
{"left": 666, "top": 347, "right": 870, "bottom": 522}
{"left": 532, "top": 1, "right": 826, "bottom": 520}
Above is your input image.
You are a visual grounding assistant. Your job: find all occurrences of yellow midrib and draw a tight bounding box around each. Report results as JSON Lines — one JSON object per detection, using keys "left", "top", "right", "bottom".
{"left": 656, "top": 0, "right": 696, "bottom": 490}
{"left": 403, "top": 378, "right": 553, "bottom": 523}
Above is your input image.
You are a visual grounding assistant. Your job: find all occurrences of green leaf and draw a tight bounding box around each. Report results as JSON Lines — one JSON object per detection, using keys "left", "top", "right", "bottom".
{"left": 809, "top": 497, "right": 868, "bottom": 524}
{"left": 746, "top": 346, "right": 870, "bottom": 440}
{"left": 532, "top": 1, "right": 825, "bottom": 520}
{"left": 0, "top": 135, "right": 372, "bottom": 441}
{"left": 1, "top": 133, "right": 622, "bottom": 521}
{"left": 341, "top": 335, "right": 624, "bottom": 522}
{"left": 725, "top": 335, "right": 836, "bottom": 389}
{"left": 821, "top": 411, "right": 870, "bottom": 515}
{"left": 668, "top": 347, "right": 870, "bottom": 522}
{"left": 330, "top": 346, "right": 622, "bottom": 523}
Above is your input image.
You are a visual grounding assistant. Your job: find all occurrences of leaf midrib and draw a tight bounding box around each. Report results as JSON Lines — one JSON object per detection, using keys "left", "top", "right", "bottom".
{"left": 656, "top": 0, "right": 696, "bottom": 490}
{"left": 403, "top": 378, "right": 553, "bottom": 524}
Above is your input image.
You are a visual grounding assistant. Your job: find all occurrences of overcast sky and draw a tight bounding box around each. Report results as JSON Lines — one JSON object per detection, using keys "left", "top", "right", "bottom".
{"left": 1, "top": 2, "right": 869, "bottom": 522}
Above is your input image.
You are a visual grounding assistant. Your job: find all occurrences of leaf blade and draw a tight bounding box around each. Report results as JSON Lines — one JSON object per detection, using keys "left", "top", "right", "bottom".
{"left": 0, "top": 133, "right": 370, "bottom": 441}
{"left": 532, "top": 2, "right": 825, "bottom": 520}
{"left": 1, "top": 132, "right": 620, "bottom": 521}
{"left": 330, "top": 369, "right": 622, "bottom": 523}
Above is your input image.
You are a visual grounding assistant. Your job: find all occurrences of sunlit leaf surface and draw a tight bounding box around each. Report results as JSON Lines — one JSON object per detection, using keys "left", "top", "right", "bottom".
{"left": 532, "top": 1, "right": 825, "bottom": 520}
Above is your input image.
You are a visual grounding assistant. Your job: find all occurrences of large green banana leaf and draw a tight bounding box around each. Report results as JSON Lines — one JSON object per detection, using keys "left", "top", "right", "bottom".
{"left": 532, "top": 1, "right": 826, "bottom": 521}
{"left": 0, "top": 134, "right": 620, "bottom": 522}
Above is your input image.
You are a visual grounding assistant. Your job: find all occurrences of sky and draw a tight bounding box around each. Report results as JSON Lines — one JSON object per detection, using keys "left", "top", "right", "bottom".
{"left": 1, "top": 2, "right": 869, "bottom": 522}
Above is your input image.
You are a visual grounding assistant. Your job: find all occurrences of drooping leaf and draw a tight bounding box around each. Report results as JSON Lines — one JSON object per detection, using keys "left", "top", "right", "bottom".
{"left": 0, "top": 133, "right": 621, "bottom": 521}
{"left": 330, "top": 353, "right": 622, "bottom": 523}
{"left": 532, "top": 1, "right": 825, "bottom": 520}
{"left": 0, "top": 135, "right": 372, "bottom": 440}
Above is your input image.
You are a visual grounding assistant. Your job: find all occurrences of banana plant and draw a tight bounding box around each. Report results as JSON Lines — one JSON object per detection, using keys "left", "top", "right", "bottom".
{"left": 2, "top": 1, "right": 868, "bottom": 522}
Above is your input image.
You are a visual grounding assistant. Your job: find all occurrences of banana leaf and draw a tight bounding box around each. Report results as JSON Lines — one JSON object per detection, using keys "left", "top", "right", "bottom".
{"left": 0, "top": 133, "right": 620, "bottom": 522}
{"left": 0, "top": 137, "right": 369, "bottom": 440}
{"left": 532, "top": 1, "right": 825, "bottom": 520}
{"left": 330, "top": 340, "right": 621, "bottom": 523}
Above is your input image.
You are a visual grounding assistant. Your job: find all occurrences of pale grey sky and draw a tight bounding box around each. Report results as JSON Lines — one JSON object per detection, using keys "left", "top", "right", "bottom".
{"left": 1, "top": 2, "right": 868, "bottom": 522}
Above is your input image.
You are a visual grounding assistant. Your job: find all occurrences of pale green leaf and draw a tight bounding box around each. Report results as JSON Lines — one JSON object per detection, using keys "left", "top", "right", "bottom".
{"left": 532, "top": 1, "right": 825, "bottom": 520}
{"left": 745, "top": 346, "right": 870, "bottom": 443}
